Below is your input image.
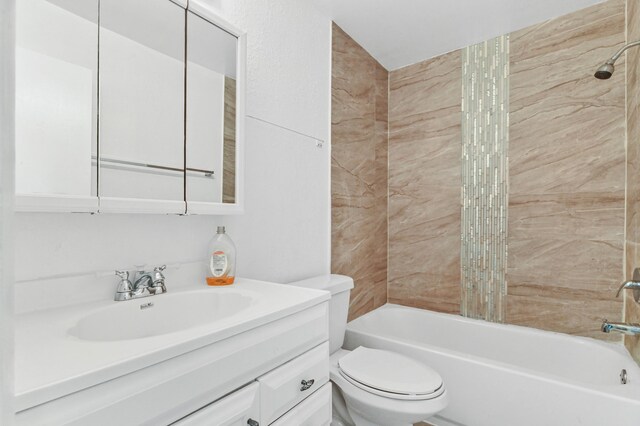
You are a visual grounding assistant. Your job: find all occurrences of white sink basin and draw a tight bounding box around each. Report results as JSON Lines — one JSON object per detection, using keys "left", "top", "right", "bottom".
{"left": 16, "top": 278, "right": 331, "bottom": 412}
{"left": 69, "top": 290, "right": 255, "bottom": 341}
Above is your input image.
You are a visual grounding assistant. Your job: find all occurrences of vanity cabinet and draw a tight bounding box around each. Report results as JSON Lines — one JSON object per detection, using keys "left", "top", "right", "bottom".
{"left": 257, "top": 342, "right": 330, "bottom": 425}
{"left": 14, "top": 296, "right": 330, "bottom": 426}
{"left": 270, "top": 383, "right": 332, "bottom": 426}
{"left": 176, "top": 343, "right": 331, "bottom": 426}
{"left": 173, "top": 382, "right": 260, "bottom": 426}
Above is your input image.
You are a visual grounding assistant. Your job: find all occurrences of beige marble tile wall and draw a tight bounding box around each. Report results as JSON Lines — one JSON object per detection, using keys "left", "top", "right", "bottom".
{"left": 626, "top": 0, "right": 640, "bottom": 361}
{"left": 331, "top": 24, "right": 388, "bottom": 320}
{"left": 508, "top": 0, "right": 625, "bottom": 340}
{"left": 384, "top": 0, "right": 627, "bottom": 339}
{"left": 387, "top": 52, "right": 462, "bottom": 314}
{"left": 334, "top": 0, "right": 632, "bottom": 343}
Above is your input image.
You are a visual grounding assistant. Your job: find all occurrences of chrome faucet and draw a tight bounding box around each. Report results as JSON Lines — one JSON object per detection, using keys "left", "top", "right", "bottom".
{"left": 114, "top": 265, "right": 167, "bottom": 301}
{"left": 602, "top": 320, "right": 640, "bottom": 335}
{"left": 601, "top": 269, "right": 640, "bottom": 335}
{"left": 616, "top": 268, "right": 640, "bottom": 303}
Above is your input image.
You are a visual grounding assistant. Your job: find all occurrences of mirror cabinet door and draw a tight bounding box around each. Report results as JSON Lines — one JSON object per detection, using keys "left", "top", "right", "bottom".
{"left": 186, "top": 11, "right": 238, "bottom": 207}
{"left": 98, "top": 0, "right": 185, "bottom": 210}
{"left": 15, "top": 0, "right": 99, "bottom": 210}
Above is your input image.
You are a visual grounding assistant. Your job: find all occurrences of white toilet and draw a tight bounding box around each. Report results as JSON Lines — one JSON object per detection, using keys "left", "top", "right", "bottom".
{"left": 289, "top": 275, "right": 448, "bottom": 426}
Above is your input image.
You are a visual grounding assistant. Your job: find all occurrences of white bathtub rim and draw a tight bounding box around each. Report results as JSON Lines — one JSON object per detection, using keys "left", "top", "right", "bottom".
{"left": 354, "top": 304, "right": 625, "bottom": 350}
{"left": 351, "top": 303, "right": 633, "bottom": 359}
{"left": 345, "top": 304, "right": 640, "bottom": 402}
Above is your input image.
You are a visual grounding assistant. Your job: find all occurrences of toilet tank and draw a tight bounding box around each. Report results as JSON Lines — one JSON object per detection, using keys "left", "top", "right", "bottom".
{"left": 287, "top": 274, "right": 354, "bottom": 354}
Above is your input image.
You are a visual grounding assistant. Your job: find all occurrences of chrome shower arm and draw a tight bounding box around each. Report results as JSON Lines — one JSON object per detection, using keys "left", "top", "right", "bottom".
{"left": 595, "top": 40, "right": 640, "bottom": 79}
{"left": 607, "top": 40, "right": 640, "bottom": 64}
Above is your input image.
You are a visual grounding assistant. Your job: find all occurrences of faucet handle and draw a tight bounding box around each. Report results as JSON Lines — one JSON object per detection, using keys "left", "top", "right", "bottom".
{"left": 616, "top": 269, "right": 640, "bottom": 298}
{"left": 153, "top": 265, "right": 166, "bottom": 280}
{"left": 115, "top": 270, "right": 134, "bottom": 294}
{"left": 616, "top": 281, "right": 639, "bottom": 297}
{"left": 616, "top": 277, "right": 640, "bottom": 301}
{"left": 115, "top": 270, "right": 129, "bottom": 280}
{"left": 151, "top": 265, "right": 167, "bottom": 294}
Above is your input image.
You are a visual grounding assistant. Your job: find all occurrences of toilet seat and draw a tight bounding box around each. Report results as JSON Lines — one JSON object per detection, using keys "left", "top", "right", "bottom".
{"left": 337, "top": 347, "right": 444, "bottom": 401}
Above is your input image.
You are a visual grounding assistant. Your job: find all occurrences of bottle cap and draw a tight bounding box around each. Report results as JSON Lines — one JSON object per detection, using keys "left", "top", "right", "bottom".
{"left": 217, "top": 226, "right": 226, "bottom": 234}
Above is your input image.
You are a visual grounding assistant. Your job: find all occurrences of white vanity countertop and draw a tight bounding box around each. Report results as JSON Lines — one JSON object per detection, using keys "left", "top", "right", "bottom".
{"left": 14, "top": 278, "right": 329, "bottom": 412}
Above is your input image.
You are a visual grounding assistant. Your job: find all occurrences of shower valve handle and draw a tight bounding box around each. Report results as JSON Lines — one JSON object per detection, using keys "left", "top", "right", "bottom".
{"left": 616, "top": 268, "right": 640, "bottom": 302}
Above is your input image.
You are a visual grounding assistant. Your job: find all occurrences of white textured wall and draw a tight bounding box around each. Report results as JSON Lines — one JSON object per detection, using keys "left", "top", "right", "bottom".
{"left": 1, "top": 0, "right": 16, "bottom": 421}
{"left": 14, "top": 0, "right": 331, "bottom": 287}
{"left": 209, "top": 0, "right": 331, "bottom": 141}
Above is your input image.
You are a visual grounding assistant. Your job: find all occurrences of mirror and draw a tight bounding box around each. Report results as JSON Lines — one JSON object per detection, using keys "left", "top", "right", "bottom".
{"left": 98, "top": 0, "right": 185, "bottom": 207}
{"left": 186, "top": 10, "right": 238, "bottom": 206}
{"left": 15, "top": 0, "right": 98, "bottom": 203}
{"left": 15, "top": 0, "right": 244, "bottom": 214}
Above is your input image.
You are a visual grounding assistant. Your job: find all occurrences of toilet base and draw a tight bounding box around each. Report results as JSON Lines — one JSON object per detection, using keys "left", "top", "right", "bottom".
{"left": 331, "top": 381, "right": 354, "bottom": 426}
{"left": 330, "top": 349, "right": 448, "bottom": 426}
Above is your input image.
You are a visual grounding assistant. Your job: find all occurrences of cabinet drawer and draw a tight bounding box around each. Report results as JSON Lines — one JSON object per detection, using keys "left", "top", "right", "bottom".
{"left": 258, "top": 342, "right": 329, "bottom": 425}
{"left": 172, "top": 382, "right": 259, "bottom": 426}
{"left": 270, "top": 382, "right": 332, "bottom": 426}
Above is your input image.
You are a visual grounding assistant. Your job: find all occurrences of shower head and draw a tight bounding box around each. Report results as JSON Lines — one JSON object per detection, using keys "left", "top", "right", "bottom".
{"left": 594, "top": 62, "right": 615, "bottom": 80}
{"left": 594, "top": 40, "right": 640, "bottom": 79}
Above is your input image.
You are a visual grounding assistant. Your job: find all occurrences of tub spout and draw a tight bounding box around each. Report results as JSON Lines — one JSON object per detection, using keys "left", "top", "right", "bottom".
{"left": 601, "top": 320, "right": 640, "bottom": 335}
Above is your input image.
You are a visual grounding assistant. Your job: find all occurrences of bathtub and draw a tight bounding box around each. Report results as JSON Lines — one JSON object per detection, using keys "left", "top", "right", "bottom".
{"left": 343, "top": 304, "right": 640, "bottom": 426}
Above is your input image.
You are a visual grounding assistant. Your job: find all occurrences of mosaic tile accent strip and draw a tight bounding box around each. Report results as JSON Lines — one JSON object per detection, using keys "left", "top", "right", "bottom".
{"left": 461, "top": 35, "right": 509, "bottom": 322}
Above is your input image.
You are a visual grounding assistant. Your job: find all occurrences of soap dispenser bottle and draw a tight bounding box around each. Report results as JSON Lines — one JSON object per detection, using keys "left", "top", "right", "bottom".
{"left": 206, "top": 226, "right": 236, "bottom": 286}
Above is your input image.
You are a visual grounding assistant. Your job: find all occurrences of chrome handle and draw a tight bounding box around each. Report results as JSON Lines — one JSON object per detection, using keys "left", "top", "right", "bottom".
{"left": 115, "top": 270, "right": 129, "bottom": 280}
{"left": 114, "top": 270, "right": 133, "bottom": 293}
{"left": 300, "top": 379, "right": 315, "bottom": 391}
{"left": 247, "top": 420, "right": 259, "bottom": 426}
{"left": 616, "top": 281, "right": 640, "bottom": 297}
{"left": 151, "top": 265, "right": 167, "bottom": 294}
{"left": 617, "top": 268, "right": 640, "bottom": 301}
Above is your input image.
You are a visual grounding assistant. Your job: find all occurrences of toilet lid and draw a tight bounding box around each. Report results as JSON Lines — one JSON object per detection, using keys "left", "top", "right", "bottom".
{"left": 338, "top": 347, "right": 443, "bottom": 398}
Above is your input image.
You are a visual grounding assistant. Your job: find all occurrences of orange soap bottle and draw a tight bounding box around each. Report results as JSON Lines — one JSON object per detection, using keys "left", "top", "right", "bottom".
{"left": 206, "top": 226, "right": 236, "bottom": 286}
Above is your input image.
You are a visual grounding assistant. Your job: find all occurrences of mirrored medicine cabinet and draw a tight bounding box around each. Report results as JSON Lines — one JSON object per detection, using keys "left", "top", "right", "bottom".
{"left": 15, "top": 0, "right": 245, "bottom": 214}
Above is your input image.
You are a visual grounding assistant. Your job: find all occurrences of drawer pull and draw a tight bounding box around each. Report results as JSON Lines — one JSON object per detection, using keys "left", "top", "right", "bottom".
{"left": 247, "top": 419, "right": 259, "bottom": 426}
{"left": 300, "top": 379, "right": 315, "bottom": 391}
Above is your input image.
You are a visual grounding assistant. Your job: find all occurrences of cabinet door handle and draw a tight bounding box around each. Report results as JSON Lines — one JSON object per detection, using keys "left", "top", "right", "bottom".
{"left": 247, "top": 419, "right": 259, "bottom": 426}
{"left": 300, "top": 379, "right": 315, "bottom": 391}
